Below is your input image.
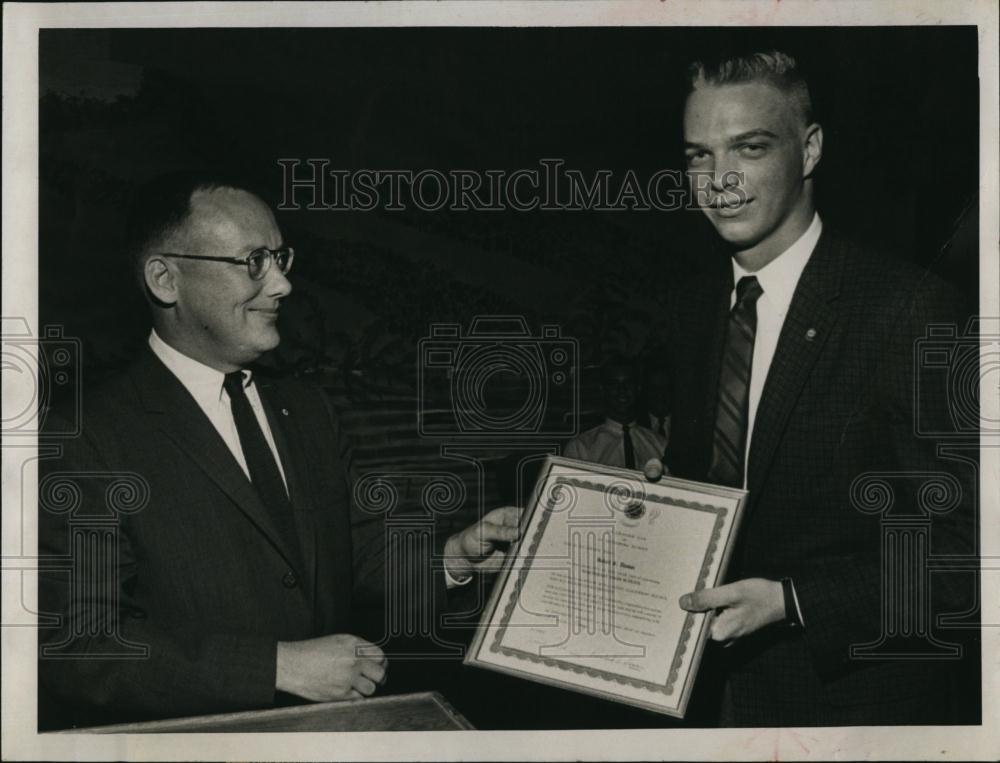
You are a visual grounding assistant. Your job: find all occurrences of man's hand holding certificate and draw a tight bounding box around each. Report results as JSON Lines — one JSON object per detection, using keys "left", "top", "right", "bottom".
{"left": 646, "top": 458, "right": 786, "bottom": 643}
{"left": 466, "top": 456, "right": 747, "bottom": 717}
{"left": 680, "top": 579, "right": 786, "bottom": 642}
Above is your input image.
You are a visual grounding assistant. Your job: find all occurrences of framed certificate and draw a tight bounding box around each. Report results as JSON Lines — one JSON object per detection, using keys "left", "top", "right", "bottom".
{"left": 465, "top": 456, "right": 747, "bottom": 718}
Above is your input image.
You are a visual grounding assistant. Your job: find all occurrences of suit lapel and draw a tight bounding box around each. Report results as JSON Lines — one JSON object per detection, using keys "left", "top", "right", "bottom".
{"left": 671, "top": 254, "right": 734, "bottom": 480}
{"left": 746, "top": 230, "right": 844, "bottom": 502}
{"left": 129, "top": 349, "right": 304, "bottom": 573}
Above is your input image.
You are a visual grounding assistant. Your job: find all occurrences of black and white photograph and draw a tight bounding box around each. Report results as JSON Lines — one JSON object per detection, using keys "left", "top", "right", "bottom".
{"left": 2, "top": 1, "right": 997, "bottom": 760}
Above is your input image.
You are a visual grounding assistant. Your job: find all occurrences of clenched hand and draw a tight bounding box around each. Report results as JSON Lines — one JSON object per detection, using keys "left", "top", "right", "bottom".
{"left": 276, "top": 633, "right": 387, "bottom": 701}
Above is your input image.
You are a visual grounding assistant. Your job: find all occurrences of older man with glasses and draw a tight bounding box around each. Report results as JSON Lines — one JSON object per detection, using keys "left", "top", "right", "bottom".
{"left": 37, "top": 172, "right": 519, "bottom": 729}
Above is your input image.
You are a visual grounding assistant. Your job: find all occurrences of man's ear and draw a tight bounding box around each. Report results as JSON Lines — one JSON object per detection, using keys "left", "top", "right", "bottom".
{"left": 803, "top": 122, "right": 823, "bottom": 179}
{"left": 144, "top": 256, "right": 178, "bottom": 306}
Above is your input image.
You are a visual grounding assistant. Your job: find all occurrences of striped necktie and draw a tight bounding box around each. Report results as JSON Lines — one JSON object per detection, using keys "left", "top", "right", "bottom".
{"left": 707, "top": 276, "right": 763, "bottom": 488}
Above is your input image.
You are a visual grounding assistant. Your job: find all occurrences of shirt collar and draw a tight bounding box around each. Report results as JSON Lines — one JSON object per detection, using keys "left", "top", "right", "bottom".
{"left": 732, "top": 212, "right": 823, "bottom": 318}
{"left": 148, "top": 329, "right": 251, "bottom": 402}
{"left": 603, "top": 418, "right": 637, "bottom": 432}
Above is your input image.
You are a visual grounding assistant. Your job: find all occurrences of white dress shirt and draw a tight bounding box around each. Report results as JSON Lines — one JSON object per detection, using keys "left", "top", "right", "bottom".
{"left": 148, "top": 330, "right": 288, "bottom": 491}
{"left": 647, "top": 413, "right": 671, "bottom": 442}
{"left": 149, "top": 330, "right": 476, "bottom": 588}
{"left": 730, "top": 215, "right": 821, "bottom": 626}
{"left": 732, "top": 213, "right": 823, "bottom": 487}
{"left": 563, "top": 418, "right": 667, "bottom": 469}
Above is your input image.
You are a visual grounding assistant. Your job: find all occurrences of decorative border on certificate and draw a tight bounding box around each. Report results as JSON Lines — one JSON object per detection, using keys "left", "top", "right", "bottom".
{"left": 465, "top": 455, "right": 747, "bottom": 717}
{"left": 487, "top": 476, "right": 729, "bottom": 697}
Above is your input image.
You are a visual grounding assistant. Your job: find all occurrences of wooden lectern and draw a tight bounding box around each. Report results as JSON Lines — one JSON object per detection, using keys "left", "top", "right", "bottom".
{"left": 58, "top": 692, "right": 473, "bottom": 733}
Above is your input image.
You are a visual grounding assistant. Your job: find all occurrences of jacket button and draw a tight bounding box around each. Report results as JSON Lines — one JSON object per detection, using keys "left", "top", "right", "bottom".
{"left": 282, "top": 572, "right": 298, "bottom": 589}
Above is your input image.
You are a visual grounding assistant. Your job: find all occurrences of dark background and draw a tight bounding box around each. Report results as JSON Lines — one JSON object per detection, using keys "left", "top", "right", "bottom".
{"left": 40, "top": 27, "right": 979, "bottom": 378}
{"left": 38, "top": 26, "right": 980, "bottom": 728}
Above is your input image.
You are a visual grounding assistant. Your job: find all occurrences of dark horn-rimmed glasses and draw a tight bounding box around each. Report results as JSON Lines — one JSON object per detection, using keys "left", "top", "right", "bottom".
{"left": 158, "top": 246, "right": 294, "bottom": 281}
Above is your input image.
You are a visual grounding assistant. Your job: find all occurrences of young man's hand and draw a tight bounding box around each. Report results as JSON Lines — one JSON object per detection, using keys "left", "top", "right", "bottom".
{"left": 679, "top": 578, "right": 785, "bottom": 641}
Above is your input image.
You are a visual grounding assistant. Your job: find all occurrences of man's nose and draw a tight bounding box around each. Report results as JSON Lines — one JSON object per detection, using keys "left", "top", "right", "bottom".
{"left": 266, "top": 265, "right": 293, "bottom": 298}
{"left": 691, "top": 162, "right": 740, "bottom": 203}
{"left": 710, "top": 164, "right": 741, "bottom": 193}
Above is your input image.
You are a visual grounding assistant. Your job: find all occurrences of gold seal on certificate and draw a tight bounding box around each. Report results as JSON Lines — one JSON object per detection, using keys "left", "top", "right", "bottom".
{"left": 465, "top": 456, "right": 747, "bottom": 718}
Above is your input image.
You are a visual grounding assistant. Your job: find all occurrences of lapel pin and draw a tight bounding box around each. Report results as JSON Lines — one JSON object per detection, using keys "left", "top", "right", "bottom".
{"left": 805, "top": 328, "right": 817, "bottom": 342}
{"left": 281, "top": 408, "right": 290, "bottom": 416}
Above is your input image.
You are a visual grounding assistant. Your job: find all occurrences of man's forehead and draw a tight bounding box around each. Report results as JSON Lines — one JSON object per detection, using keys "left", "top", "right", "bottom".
{"left": 684, "top": 81, "right": 799, "bottom": 139}
{"left": 185, "top": 187, "right": 277, "bottom": 244}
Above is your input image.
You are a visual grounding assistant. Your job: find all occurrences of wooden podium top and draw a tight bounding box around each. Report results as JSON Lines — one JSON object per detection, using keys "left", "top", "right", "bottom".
{"left": 62, "top": 692, "right": 474, "bottom": 733}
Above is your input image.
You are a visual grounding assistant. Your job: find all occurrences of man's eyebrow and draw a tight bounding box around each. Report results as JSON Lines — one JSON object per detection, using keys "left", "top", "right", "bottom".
{"left": 684, "top": 129, "right": 779, "bottom": 151}
{"left": 727, "top": 129, "right": 779, "bottom": 143}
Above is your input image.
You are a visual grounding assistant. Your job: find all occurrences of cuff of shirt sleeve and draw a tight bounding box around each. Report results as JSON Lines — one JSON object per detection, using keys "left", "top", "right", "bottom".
{"left": 789, "top": 578, "right": 805, "bottom": 627}
{"left": 444, "top": 566, "right": 473, "bottom": 589}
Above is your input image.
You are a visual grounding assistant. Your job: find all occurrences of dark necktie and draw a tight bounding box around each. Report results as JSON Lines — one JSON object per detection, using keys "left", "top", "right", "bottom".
{"left": 622, "top": 423, "right": 636, "bottom": 469}
{"left": 654, "top": 417, "right": 666, "bottom": 437}
{"left": 223, "top": 371, "right": 302, "bottom": 569}
{"left": 707, "top": 276, "right": 764, "bottom": 488}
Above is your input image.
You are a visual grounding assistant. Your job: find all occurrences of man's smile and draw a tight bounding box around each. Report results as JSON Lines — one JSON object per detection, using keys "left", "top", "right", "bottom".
{"left": 711, "top": 198, "right": 754, "bottom": 218}
{"left": 249, "top": 307, "right": 280, "bottom": 320}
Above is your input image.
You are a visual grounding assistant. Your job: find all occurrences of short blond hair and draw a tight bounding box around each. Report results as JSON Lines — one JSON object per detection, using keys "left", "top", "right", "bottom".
{"left": 687, "top": 50, "right": 813, "bottom": 125}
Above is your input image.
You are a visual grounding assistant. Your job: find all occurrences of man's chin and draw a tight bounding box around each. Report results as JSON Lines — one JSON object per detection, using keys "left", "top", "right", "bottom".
{"left": 250, "top": 331, "right": 282, "bottom": 357}
{"left": 709, "top": 219, "right": 762, "bottom": 249}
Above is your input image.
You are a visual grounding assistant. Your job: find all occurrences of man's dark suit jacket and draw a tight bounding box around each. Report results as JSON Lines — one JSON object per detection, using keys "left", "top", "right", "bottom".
{"left": 37, "top": 348, "right": 445, "bottom": 729}
{"left": 664, "top": 228, "right": 978, "bottom": 726}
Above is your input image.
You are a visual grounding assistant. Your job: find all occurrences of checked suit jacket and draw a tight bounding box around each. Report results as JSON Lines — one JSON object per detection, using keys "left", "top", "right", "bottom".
{"left": 664, "top": 228, "right": 978, "bottom": 726}
{"left": 37, "top": 347, "right": 447, "bottom": 729}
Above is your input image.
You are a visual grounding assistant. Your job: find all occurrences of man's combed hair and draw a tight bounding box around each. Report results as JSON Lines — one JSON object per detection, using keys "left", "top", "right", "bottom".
{"left": 123, "top": 170, "right": 254, "bottom": 291}
{"left": 687, "top": 50, "right": 813, "bottom": 124}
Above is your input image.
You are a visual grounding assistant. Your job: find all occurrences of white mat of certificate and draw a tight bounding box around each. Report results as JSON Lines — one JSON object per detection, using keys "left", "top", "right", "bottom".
{"left": 465, "top": 456, "right": 747, "bottom": 717}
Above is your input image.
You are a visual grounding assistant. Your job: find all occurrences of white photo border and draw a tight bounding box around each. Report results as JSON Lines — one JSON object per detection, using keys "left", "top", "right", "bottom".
{"left": 3, "top": 2, "right": 998, "bottom": 761}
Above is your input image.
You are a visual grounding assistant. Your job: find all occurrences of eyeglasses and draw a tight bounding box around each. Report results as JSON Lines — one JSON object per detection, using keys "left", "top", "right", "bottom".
{"left": 158, "top": 246, "right": 294, "bottom": 280}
